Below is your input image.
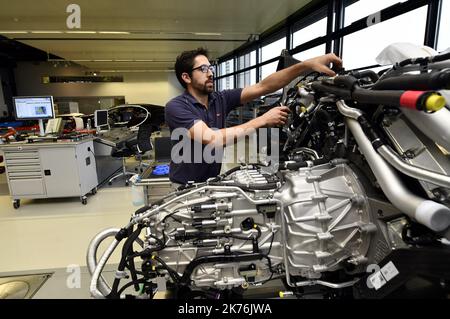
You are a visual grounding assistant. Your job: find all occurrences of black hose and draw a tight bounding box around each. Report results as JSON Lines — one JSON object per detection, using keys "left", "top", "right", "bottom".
{"left": 352, "top": 88, "right": 404, "bottom": 106}
{"left": 371, "top": 69, "right": 450, "bottom": 90}
{"left": 108, "top": 225, "right": 144, "bottom": 298}
{"left": 134, "top": 205, "right": 152, "bottom": 215}
{"left": 432, "top": 51, "right": 450, "bottom": 63}
{"left": 209, "top": 165, "right": 242, "bottom": 182}
{"left": 315, "top": 108, "right": 332, "bottom": 125}
{"left": 332, "top": 75, "right": 358, "bottom": 90}
{"left": 153, "top": 255, "right": 181, "bottom": 283}
{"left": 127, "top": 258, "right": 140, "bottom": 292}
{"left": 398, "top": 51, "right": 450, "bottom": 67}
{"left": 350, "top": 70, "right": 379, "bottom": 82}
{"left": 311, "top": 82, "right": 352, "bottom": 99}
{"left": 117, "top": 278, "right": 148, "bottom": 296}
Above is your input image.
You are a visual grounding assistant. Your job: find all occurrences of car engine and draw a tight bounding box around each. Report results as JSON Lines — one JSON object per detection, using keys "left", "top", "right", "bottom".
{"left": 87, "top": 46, "right": 450, "bottom": 299}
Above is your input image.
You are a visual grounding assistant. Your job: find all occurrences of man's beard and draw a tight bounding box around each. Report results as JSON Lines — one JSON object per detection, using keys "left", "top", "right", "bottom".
{"left": 194, "top": 79, "right": 214, "bottom": 94}
{"left": 203, "top": 82, "right": 214, "bottom": 93}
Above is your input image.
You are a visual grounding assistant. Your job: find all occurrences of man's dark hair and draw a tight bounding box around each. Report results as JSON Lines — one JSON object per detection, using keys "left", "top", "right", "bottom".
{"left": 175, "top": 47, "right": 209, "bottom": 89}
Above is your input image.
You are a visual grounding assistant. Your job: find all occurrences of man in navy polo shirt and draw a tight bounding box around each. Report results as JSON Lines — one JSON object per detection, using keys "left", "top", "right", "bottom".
{"left": 165, "top": 47, "right": 342, "bottom": 187}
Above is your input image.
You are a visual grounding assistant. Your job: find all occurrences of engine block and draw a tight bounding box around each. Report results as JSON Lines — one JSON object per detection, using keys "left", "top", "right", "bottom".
{"left": 145, "top": 162, "right": 377, "bottom": 290}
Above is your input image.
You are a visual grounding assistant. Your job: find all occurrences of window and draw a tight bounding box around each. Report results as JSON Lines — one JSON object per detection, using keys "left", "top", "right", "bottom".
{"left": 437, "top": 0, "right": 450, "bottom": 52}
{"left": 219, "top": 58, "right": 234, "bottom": 77}
{"left": 292, "top": 16, "right": 327, "bottom": 62}
{"left": 344, "top": 0, "right": 407, "bottom": 27}
{"left": 218, "top": 75, "right": 234, "bottom": 91}
{"left": 237, "top": 51, "right": 257, "bottom": 88}
{"left": 342, "top": 6, "right": 428, "bottom": 69}
{"left": 293, "top": 45, "right": 326, "bottom": 61}
{"left": 292, "top": 17, "right": 327, "bottom": 49}
{"left": 260, "top": 37, "right": 286, "bottom": 80}
{"left": 261, "top": 37, "right": 286, "bottom": 62}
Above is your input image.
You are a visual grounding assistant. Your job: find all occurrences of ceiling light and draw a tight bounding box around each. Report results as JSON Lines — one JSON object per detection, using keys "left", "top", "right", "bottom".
{"left": 193, "top": 32, "right": 222, "bottom": 36}
{"left": 65, "top": 31, "right": 97, "bottom": 34}
{"left": 31, "top": 31, "right": 63, "bottom": 34}
{"left": 98, "top": 31, "right": 130, "bottom": 34}
{"left": 0, "top": 31, "right": 29, "bottom": 34}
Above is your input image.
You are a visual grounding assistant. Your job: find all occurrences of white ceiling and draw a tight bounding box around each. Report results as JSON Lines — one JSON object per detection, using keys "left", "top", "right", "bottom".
{"left": 0, "top": 0, "right": 312, "bottom": 72}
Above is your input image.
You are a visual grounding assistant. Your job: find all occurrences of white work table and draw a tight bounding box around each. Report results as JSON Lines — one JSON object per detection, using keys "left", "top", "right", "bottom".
{"left": 0, "top": 138, "right": 98, "bottom": 208}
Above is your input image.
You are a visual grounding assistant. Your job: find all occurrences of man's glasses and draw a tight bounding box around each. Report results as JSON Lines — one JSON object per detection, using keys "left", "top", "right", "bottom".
{"left": 191, "top": 64, "right": 215, "bottom": 74}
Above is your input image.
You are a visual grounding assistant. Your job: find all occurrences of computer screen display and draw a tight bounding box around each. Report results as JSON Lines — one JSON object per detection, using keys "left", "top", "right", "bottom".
{"left": 154, "top": 136, "right": 172, "bottom": 162}
{"left": 94, "top": 109, "right": 109, "bottom": 127}
{"left": 13, "top": 96, "right": 55, "bottom": 120}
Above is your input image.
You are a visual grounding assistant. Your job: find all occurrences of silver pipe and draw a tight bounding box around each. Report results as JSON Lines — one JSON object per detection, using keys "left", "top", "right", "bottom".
{"left": 336, "top": 100, "right": 362, "bottom": 119}
{"left": 90, "top": 238, "right": 120, "bottom": 299}
{"left": 294, "top": 278, "right": 359, "bottom": 289}
{"left": 378, "top": 145, "right": 450, "bottom": 188}
{"left": 292, "top": 147, "right": 320, "bottom": 160}
{"left": 345, "top": 117, "right": 450, "bottom": 231}
{"left": 87, "top": 228, "right": 145, "bottom": 297}
{"left": 86, "top": 228, "right": 120, "bottom": 296}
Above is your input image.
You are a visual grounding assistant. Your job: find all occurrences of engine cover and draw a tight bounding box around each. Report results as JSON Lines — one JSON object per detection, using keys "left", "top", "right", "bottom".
{"left": 276, "top": 163, "right": 375, "bottom": 280}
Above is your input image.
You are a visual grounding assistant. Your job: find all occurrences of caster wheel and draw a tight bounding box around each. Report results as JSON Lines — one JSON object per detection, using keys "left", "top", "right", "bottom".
{"left": 125, "top": 181, "right": 129, "bottom": 186}
{"left": 81, "top": 197, "right": 87, "bottom": 205}
{"left": 13, "top": 200, "right": 20, "bottom": 209}
{"left": 108, "top": 181, "right": 112, "bottom": 186}
{"left": 91, "top": 188, "right": 97, "bottom": 195}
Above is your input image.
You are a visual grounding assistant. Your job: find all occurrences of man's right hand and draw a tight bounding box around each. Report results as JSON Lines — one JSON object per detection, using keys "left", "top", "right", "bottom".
{"left": 258, "top": 106, "right": 290, "bottom": 127}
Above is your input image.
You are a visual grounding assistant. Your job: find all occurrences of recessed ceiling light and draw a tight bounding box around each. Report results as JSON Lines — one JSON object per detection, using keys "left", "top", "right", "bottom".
{"left": 65, "top": 31, "right": 97, "bottom": 34}
{"left": 194, "top": 32, "right": 222, "bottom": 36}
{"left": 0, "top": 31, "right": 28, "bottom": 34}
{"left": 98, "top": 31, "right": 130, "bottom": 34}
{"left": 31, "top": 31, "right": 64, "bottom": 34}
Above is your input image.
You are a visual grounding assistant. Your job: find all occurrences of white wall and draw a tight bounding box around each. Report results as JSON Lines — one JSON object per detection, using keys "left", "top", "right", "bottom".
{"left": 14, "top": 62, "right": 183, "bottom": 106}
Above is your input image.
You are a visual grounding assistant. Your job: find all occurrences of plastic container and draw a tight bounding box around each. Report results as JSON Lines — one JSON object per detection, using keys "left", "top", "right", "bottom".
{"left": 129, "top": 174, "right": 145, "bottom": 206}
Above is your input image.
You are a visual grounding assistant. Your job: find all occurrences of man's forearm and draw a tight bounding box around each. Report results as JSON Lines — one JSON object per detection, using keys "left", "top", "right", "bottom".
{"left": 258, "top": 62, "right": 308, "bottom": 95}
{"left": 216, "top": 116, "right": 265, "bottom": 145}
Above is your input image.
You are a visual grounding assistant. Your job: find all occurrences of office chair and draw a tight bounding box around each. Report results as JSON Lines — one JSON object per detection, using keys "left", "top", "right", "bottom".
{"left": 108, "top": 123, "right": 153, "bottom": 186}
{"left": 135, "top": 124, "right": 154, "bottom": 172}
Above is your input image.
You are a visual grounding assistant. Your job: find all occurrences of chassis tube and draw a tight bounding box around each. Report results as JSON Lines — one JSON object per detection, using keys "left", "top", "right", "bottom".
{"left": 346, "top": 117, "right": 450, "bottom": 231}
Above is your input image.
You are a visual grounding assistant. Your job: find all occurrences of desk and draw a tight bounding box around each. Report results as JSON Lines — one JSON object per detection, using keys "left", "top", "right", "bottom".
{"left": 95, "top": 127, "right": 137, "bottom": 148}
{"left": 0, "top": 138, "right": 98, "bottom": 208}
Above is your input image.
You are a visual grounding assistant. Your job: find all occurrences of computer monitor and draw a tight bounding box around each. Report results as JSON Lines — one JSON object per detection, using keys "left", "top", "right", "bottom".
{"left": 13, "top": 96, "right": 55, "bottom": 136}
{"left": 154, "top": 136, "right": 172, "bottom": 162}
{"left": 94, "top": 109, "right": 109, "bottom": 129}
